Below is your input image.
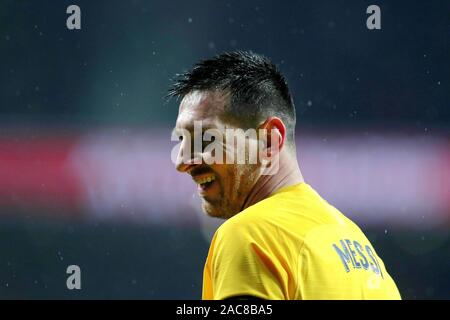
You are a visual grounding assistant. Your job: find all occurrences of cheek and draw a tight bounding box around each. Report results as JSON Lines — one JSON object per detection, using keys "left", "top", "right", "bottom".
{"left": 229, "top": 166, "right": 253, "bottom": 193}
{"left": 213, "top": 165, "right": 237, "bottom": 193}
{"left": 217, "top": 164, "right": 257, "bottom": 198}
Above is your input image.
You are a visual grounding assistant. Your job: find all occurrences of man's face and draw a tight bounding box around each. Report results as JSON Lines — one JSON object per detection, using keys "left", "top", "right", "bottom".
{"left": 173, "top": 90, "right": 260, "bottom": 219}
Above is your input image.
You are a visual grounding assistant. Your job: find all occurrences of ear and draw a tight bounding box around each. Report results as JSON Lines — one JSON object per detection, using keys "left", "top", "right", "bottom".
{"left": 258, "top": 117, "right": 286, "bottom": 157}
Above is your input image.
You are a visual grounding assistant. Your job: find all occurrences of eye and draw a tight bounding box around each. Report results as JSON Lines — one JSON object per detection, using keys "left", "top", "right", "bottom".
{"left": 178, "top": 135, "right": 183, "bottom": 141}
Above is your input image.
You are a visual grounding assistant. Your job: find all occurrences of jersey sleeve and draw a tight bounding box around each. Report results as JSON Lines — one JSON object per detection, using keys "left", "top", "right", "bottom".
{"left": 207, "top": 222, "right": 286, "bottom": 300}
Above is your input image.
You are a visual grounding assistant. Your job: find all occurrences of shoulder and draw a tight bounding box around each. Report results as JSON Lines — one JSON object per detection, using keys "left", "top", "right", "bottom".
{"left": 215, "top": 195, "right": 281, "bottom": 243}
{"left": 214, "top": 183, "right": 362, "bottom": 250}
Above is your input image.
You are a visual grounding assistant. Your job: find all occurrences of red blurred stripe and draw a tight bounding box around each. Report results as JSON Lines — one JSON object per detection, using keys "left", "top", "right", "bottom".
{"left": 0, "top": 136, "right": 83, "bottom": 213}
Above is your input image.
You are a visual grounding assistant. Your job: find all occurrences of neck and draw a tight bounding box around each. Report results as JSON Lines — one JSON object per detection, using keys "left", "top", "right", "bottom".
{"left": 241, "top": 150, "right": 304, "bottom": 211}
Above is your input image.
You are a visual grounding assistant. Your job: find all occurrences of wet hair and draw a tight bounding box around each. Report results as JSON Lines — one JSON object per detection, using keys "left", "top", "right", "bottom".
{"left": 168, "top": 51, "right": 296, "bottom": 147}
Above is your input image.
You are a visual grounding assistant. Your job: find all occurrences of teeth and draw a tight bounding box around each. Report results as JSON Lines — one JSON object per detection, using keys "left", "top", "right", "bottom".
{"left": 196, "top": 175, "right": 216, "bottom": 185}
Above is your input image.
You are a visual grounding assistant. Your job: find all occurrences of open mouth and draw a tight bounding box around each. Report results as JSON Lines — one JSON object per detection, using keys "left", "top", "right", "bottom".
{"left": 193, "top": 173, "right": 217, "bottom": 192}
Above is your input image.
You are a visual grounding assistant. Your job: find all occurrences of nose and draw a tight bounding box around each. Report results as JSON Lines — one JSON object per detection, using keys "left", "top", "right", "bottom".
{"left": 176, "top": 160, "right": 199, "bottom": 173}
{"left": 175, "top": 139, "right": 202, "bottom": 173}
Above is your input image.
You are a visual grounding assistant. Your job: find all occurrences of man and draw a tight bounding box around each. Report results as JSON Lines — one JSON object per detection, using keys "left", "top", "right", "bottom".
{"left": 169, "top": 51, "right": 401, "bottom": 300}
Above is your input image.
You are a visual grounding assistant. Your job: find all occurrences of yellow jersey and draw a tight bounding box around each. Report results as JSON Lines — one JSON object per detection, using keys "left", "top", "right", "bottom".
{"left": 202, "top": 183, "right": 401, "bottom": 300}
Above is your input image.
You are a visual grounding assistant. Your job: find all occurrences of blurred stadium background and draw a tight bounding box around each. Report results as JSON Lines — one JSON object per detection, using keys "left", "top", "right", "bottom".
{"left": 0, "top": 0, "right": 449, "bottom": 299}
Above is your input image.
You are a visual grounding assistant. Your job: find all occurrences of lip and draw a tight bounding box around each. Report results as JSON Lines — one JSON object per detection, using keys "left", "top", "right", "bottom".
{"left": 191, "top": 171, "right": 216, "bottom": 184}
{"left": 197, "top": 178, "right": 217, "bottom": 195}
{"left": 190, "top": 172, "right": 217, "bottom": 195}
{"left": 188, "top": 167, "right": 218, "bottom": 196}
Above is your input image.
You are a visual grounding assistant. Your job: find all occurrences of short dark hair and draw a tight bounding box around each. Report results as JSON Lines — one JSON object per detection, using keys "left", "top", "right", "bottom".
{"left": 168, "top": 51, "right": 296, "bottom": 147}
